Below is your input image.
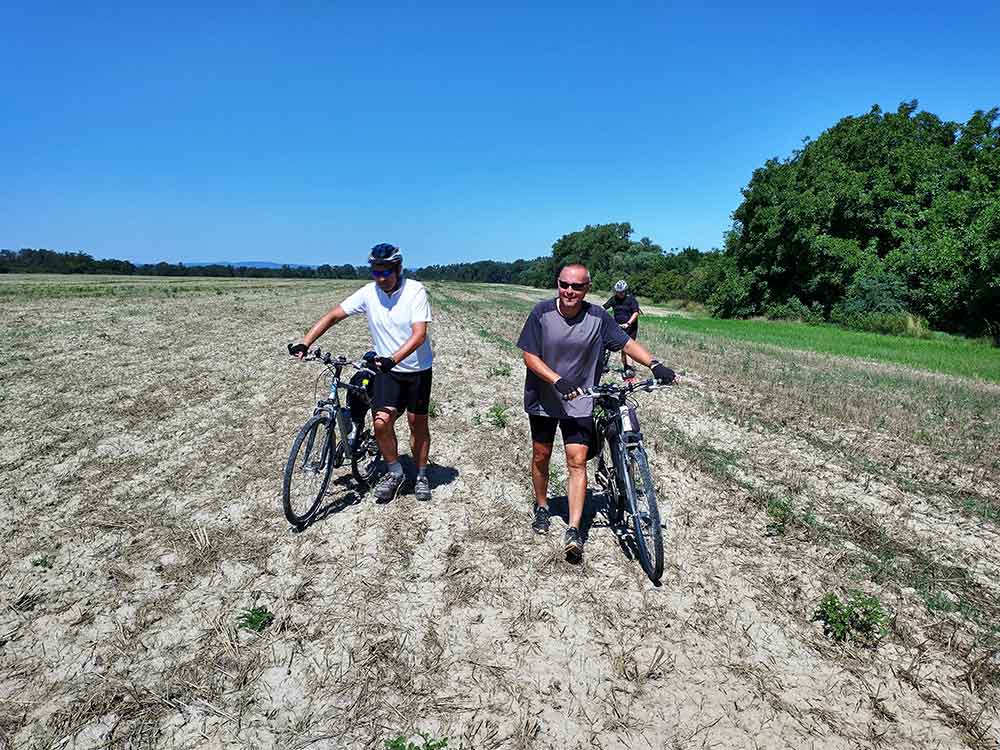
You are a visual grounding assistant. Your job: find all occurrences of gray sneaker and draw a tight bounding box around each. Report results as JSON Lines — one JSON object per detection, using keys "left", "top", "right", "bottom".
{"left": 374, "top": 471, "right": 404, "bottom": 503}
{"left": 414, "top": 474, "right": 432, "bottom": 501}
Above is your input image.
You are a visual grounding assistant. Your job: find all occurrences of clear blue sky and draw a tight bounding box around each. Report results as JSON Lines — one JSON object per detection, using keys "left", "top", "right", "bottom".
{"left": 2, "top": 1, "right": 998, "bottom": 267}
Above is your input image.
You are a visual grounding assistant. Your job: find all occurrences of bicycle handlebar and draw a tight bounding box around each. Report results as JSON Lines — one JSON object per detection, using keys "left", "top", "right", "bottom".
{"left": 289, "top": 345, "right": 378, "bottom": 372}
{"left": 574, "top": 378, "right": 670, "bottom": 400}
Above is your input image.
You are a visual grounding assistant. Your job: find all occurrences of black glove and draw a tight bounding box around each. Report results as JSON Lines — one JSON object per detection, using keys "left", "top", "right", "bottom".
{"left": 374, "top": 356, "right": 397, "bottom": 373}
{"left": 651, "top": 362, "right": 676, "bottom": 385}
{"left": 288, "top": 342, "right": 308, "bottom": 358}
{"left": 554, "top": 378, "right": 581, "bottom": 399}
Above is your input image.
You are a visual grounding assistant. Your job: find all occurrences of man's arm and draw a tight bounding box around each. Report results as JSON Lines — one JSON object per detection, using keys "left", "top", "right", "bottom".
{"left": 295, "top": 305, "right": 349, "bottom": 355}
{"left": 626, "top": 296, "right": 640, "bottom": 326}
{"left": 523, "top": 351, "right": 583, "bottom": 399}
{"left": 523, "top": 351, "right": 560, "bottom": 385}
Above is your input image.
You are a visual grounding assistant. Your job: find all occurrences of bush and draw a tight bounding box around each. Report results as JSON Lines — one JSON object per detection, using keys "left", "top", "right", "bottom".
{"left": 841, "top": 273, "right": 908, "bottom": 316}
{"left": 764, "top": 297, "right": 824, "bottom": 324}
{"left": 830, "top": 307, "right": 931, "bottom": 338}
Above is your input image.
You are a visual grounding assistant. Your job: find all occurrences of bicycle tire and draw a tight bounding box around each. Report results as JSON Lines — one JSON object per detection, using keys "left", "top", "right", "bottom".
{"left": 350, "top": 416, "right": 383, "bottom": 486}
{"left": 597, "top": 444, "right": 623, "bottom": 528}
{"left": 282, "top": 414, "right": 335, "bottom": 528}
{"left": 623, "top": 444, "right": 663, "bottom": 581}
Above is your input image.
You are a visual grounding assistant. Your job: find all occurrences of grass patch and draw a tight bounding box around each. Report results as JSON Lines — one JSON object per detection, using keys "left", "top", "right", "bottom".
{"left": 385, "top": 734, "right": 448, "bottom": 750}
{"left": 236, "top": 606, "right": 274, "bottom": 632}
{"left": 813, "top": 591, "right": 887, "bottom": 646}
{"left": 487, "top": 362, "right": 512, "bottom": 378}
{"left": 31, "top": 554, "right": 55, "bottom": 570}
{"left": 961, "top": 496, "right": 1000, "bottom": 523}
{"left": 484, "top": 404, "right": 509, "bottom": 428}
{"left": 477, "top": 327, "right": 518, "bottom": 352}
{"left": 645, "top": 315, "right": 1000, "bottom": 382}
{"left": 761, "top": 493, "right": 817, "bottom": 536}
{"left": 427, "top": 399, "right": 440, "bottom": 418}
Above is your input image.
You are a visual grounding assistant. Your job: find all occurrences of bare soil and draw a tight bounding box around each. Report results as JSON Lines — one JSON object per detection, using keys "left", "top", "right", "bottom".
{"left": 1, "top": 276, "right": 997, "bottom": 749}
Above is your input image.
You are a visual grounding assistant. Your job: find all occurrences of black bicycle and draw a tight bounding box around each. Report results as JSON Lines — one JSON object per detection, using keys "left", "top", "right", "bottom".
{"left": 282, "top": 348, "right": 383, "bottom": 528}
{"left": 582, "top": 378, "right": 667, "bottom": 582}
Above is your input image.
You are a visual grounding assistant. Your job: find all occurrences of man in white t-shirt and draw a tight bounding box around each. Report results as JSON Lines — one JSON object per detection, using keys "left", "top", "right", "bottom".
{"left": 289, "top": 243, "right": 435, "bottom": 502}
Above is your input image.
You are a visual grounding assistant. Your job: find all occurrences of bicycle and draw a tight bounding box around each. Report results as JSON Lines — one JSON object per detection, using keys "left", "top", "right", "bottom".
{"left": 580, "top": 378, "right": 668, "bottom": 582}
{"left": 282, "top": 347, "right": 383, "bottom": 528}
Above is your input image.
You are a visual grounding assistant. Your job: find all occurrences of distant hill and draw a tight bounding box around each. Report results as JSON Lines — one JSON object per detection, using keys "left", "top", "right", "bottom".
{"left": 186, "top": 260, "right": 316, "bottom": 269}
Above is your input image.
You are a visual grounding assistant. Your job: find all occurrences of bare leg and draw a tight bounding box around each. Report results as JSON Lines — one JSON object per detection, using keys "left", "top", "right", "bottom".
{"left": 373, "top": 409, "right": 399, "bottom": 463}
{"left": 565, "top": 443, "right": 589, "bottom": 528}
{"left": 531, "top": 441, "right": 554, "bottom": 507}
{"left": 408, "top": 413, "right": 430, "bottom": 468}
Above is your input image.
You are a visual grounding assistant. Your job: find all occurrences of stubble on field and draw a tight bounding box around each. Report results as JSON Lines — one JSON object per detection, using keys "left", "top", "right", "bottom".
{"left": 1, "top": 276, "right": 997, "bottom": 749}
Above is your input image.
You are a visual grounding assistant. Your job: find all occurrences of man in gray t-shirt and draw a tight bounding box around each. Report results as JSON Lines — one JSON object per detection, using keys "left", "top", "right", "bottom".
{"left": 516, "top": 263, "right": 676, "bottom": 561}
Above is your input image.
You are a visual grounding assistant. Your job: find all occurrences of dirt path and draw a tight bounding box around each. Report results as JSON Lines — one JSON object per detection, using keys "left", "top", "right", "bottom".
{"left": 1, "top": 279, "right": 996, "bottom": 748}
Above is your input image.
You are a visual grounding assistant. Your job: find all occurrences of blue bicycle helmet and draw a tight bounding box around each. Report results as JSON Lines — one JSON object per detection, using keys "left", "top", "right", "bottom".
{"left": 369, "top": 243, "right": 402, "bottom": 266}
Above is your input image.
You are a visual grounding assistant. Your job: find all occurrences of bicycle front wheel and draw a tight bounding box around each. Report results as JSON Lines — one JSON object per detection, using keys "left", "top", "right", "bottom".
{"left": 282, "top": 414, "right": 335, "bottom": 528}
{"left": 623, "top": 444, "right": 663, "bottom": 582}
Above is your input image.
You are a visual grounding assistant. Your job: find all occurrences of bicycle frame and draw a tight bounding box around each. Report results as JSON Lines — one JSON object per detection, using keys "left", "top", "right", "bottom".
{"left": 304, "top": 351, "right": 378, "bottom": 466}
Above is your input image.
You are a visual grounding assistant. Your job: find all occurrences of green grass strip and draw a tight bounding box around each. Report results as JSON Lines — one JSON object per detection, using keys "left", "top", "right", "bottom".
{"left": 645, "top": 315, "right": 1000, "bottom": 383}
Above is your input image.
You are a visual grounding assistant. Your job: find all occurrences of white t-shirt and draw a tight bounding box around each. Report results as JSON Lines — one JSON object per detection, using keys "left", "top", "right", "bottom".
{"left": 339, "top": 278, "right": 434, "bottom": 372}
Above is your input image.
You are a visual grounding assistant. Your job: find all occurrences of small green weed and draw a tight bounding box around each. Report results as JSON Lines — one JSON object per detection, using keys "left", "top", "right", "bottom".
{"left": 812, "top": 591, "right": 886, "bottom": 646}
{"left": 31, "top": 554, "right": 54, "bottom": 570}
{"left": 925, "top": 591, "right": 962, "bottom": 613}
{"left": 487, "top": 362, "right": 512, "bottom": 378}
{"left": 237, "top": 606, "right": 274, "bottom": 632}
{"left": 486, "top": 404, "right": 509, "bottom": 428}
{"left": 385, "top": 733, "right": 448, "bottom": 750}
{"left": 765, "top": 496, "right": 795, "bottom": 535}
{"left": 762, "top": 494, "right": 817, "bottom": 536}
{"left": 427, "top": 400, "right": 440, "bottom": 418}
{"left": 961, "top": 496, "right": 1000, "bottom": 523}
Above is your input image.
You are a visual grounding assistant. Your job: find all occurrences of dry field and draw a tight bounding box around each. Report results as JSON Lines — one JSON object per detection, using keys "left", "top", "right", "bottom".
{"left": 2, "top": 274, "right": 998, "bottom": 749}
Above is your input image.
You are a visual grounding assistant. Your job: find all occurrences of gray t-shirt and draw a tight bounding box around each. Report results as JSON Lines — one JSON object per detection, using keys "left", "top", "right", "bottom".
{"left": 516, "top": 298, "right": 630, "bottom": 418}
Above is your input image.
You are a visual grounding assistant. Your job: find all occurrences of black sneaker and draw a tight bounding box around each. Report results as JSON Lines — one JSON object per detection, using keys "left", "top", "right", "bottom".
{"left": 374, "top": 471, "right": 404, "bottom": 503}
{"left": 564, "top": 527, "right": 583, "bottom": 561}
{"left": 623, "top": 366, "right": 636, "bottom": 381}
{"left": 532, "top": 504, "right": 550, "bottom": 534}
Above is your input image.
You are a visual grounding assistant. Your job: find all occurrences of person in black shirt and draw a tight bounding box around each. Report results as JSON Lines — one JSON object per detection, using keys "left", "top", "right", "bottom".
{"left": 603, "top": 280, "right": 641, "bottom": 379}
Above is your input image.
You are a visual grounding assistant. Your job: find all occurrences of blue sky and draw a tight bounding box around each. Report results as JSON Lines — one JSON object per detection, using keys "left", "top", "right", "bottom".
{"left": 2, "top": 1, "right": 998, "bottom": 267}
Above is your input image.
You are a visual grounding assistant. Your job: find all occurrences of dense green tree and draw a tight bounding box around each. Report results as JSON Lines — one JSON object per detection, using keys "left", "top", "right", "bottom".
{"left": 725, "top": 101, "right": 1000, "bottom": 339}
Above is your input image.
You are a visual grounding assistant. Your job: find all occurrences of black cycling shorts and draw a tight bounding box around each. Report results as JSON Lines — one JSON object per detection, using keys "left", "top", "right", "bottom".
{"left": 373, "top": 368, "right": 433, "bottom": 415}
{"left": 528, "top": 414, "right": 595, "bottom": 447}
{"left": 625, "top": 322, "right": 638, "bottom": 340}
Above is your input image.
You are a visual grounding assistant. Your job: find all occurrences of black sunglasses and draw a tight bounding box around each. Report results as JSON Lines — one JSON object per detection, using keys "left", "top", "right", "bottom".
{"left": 558, "top": 280, "right": 589, "bottom": 291}
{"left": 371, "top": 267, "right": 396, "bottom": 278}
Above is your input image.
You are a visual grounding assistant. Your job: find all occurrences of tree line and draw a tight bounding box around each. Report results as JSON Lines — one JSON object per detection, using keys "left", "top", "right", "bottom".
{"left": 4, "top": 100, "right": 997, "bottom": 343}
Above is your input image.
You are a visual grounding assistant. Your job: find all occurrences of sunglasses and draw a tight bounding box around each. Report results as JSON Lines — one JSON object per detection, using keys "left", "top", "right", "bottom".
{"left": 557, "top": 280, "right": 589, "bottom": 291}
{"left": 371, "top": 268, "right": 396, "bottom": 279}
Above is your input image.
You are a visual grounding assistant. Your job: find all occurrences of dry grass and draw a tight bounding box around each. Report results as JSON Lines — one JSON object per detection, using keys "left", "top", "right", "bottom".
{"left": 1, "top": 275, "right": 997, "bottom": 748}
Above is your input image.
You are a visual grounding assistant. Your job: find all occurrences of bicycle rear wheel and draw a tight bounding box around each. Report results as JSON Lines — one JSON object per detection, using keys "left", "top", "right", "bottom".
{"left": 623, "top": 444, "right": 663, "bottom": 582}
{"left": 282, "top": 414, "right": 335, "bottom": 528}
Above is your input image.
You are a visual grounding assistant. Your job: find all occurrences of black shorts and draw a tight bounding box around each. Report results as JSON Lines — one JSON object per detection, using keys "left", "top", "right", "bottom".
{"left": 373, "top": 368, "right": 433, "bottom": 415}
{"left": 625, "top": 323, "right": 638, "bottom": 340}
{"left": 528, "top": 414, "right": 595, "bottom": 446}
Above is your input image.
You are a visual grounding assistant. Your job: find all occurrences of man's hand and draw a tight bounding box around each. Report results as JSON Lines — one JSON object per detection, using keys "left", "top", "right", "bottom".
{"left": 288, "top": 342, "right": 308, "bottom": 359}
{"left": 651, "top": 362, "right": 676, "bottom": 385}
{"left": 374, "top": 355, "right": 397, "bottom": 373}
{"left": 554, "top": 378, "right": 583, "bottom": 400}
{"left": 619, "top": 322, "right": 628, "bottom": 329}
